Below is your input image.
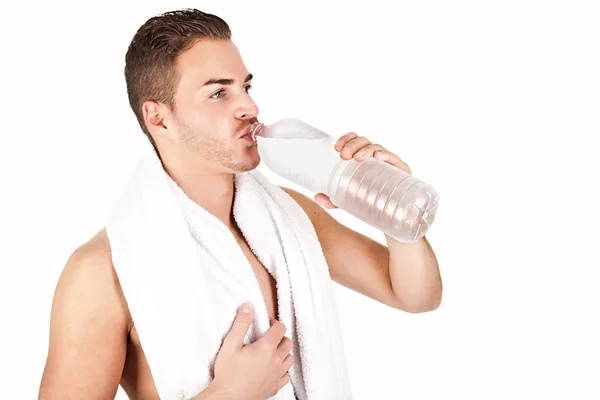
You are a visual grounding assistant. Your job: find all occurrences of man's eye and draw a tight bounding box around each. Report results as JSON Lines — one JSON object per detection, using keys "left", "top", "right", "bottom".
{"left": 244, "top": 85, "right": 252, "bottom": 93}
{"left": 211, "top": 90, "right": 225, "bottom": 99}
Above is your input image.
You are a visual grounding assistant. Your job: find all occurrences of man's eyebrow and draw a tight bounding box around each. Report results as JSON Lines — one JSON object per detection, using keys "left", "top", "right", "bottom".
{"left": 203, "top": 73, "right": 253, "bottom": 86}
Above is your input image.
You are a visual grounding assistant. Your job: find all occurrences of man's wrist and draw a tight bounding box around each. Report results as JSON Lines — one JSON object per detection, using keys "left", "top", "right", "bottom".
{"left": 191, "top": 380, "right": 236, "bottom": 400}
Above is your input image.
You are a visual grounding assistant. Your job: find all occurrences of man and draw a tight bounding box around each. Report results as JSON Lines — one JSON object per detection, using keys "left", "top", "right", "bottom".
{"left": 38, "top": 8, "right": 442, "bottom": 400}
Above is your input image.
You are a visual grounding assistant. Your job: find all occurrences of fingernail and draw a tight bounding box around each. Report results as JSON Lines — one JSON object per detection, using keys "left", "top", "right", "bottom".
{"left": 241, "top": 302, "right": 253, "bottom": 313}
{"left": 357, "top": 151, "right": 364, "bottom": 157}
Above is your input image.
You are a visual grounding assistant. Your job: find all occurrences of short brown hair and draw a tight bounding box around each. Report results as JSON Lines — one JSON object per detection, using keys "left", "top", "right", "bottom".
{"left": 124, "top": 9, "right": 231, "bottom": 147}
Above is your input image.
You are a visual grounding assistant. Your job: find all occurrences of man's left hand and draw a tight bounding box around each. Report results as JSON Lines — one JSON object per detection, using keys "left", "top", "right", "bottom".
{"left": 314, "top": 132, "right": 412, "bottom": 209}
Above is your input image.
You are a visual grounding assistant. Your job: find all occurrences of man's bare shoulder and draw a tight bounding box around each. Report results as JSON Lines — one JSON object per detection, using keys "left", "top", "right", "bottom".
{"left": 55, "top": 228, "right": 131, "bottom": 330}
{"left": 68, "top": 228, "right": 112, "bottom": 269}
{"left": 279, "top": 186, "right": 344, "bottom": 235}
{"left": 279, "top": 186, "right": 321, "bottom": 221}
{"left": 39, "top": 229, "right": 131, "bottom": 399}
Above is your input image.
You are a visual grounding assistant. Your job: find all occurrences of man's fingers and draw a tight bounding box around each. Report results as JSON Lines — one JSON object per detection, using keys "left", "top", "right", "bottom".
{"left": 277, "top": 372, "right": 291, "bottom": 391}
{"left": 281, "top": 353, "right": 294, "bottom": 372}
{"left": 224, "top": 302, "right": 255, "bottom": 349}
{"left": 314, "top": 193, "right": 338, "bottom": 209}
{"left": 276, "top": 336, "right": 294, "bottom": 356}
{"left": 353, "top": 144, "right": 386, "bottom": 160}
{"left": 261, "top": 318, "right": 287, "bottom": 347}
{"left": 339, "top": 136, "right": 371, "bottom": 159}
{"left": 375, "top": 151, "right": 412, "bottom": 174}
{"left": 334, "top": 132, "right": 359, "bottom": 152}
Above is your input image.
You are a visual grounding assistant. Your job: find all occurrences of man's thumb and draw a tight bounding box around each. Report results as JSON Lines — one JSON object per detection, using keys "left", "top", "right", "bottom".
{"left": 226, "top": 302, "right": 255, "bottom": 347}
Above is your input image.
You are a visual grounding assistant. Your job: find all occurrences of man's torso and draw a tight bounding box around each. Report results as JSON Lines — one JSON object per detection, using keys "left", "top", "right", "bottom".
{"left": 98, "top": 225, "right": 279, "bottom": 399}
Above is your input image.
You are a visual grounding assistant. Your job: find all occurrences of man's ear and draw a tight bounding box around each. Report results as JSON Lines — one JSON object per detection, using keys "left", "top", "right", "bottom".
{"left": 142, "top": 100, "right": 171, "bottom": 140}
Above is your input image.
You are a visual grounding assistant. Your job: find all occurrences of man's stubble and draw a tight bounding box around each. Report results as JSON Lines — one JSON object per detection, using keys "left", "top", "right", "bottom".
{"left": 178, "top": 121, "right": 259, "bottom": 173}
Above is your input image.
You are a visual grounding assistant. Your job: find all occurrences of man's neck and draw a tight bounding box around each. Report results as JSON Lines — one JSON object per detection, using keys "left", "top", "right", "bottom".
{"left": 162, "top": 158, "right": 236, "bottom": 230}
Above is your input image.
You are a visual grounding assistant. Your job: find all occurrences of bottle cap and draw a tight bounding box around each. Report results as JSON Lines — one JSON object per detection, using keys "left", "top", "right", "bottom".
{"left": 250, "top": 122, "right": 264, "bottom": 141}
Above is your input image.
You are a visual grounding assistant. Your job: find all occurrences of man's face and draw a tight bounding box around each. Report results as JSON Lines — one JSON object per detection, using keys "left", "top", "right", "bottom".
{"left": 167, "top": 39, "right": 260, "bottom": 173}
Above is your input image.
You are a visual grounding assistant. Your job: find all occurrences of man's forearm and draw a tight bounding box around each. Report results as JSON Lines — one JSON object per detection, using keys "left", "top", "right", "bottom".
{"left": 190, "top": 381, "right": 234, "bottom": 400}
{"left": 385, "top": 234, "right": 442, "bottom": 312}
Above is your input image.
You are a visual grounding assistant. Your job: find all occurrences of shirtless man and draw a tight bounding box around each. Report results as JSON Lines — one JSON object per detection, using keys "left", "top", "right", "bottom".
{"left": 38, "top": 8, "right": 442, "bottom": 400}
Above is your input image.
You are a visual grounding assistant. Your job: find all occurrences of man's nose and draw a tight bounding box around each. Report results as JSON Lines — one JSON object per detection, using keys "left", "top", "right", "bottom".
{"left": 235, "top": 94, "right": 259, "bottom": 120}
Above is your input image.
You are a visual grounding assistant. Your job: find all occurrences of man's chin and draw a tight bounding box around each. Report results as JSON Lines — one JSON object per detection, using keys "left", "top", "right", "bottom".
{"left": 231, "top": 155, "right": 261, "bottom": 173}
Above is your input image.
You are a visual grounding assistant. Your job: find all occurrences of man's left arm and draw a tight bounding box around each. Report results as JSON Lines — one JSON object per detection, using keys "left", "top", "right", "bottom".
{"left": 281, "top": 132, "right": 442, "bottom": 313}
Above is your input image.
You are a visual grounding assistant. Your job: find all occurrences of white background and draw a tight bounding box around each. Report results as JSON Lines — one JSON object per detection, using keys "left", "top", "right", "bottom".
{"left": 1, "top": 1, "right": 599, "bottom": 399}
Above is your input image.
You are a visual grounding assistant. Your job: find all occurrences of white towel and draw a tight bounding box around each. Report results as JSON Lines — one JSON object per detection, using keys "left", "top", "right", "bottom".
{"left": 105, "top": 148, "right": 353, "bottom": 400}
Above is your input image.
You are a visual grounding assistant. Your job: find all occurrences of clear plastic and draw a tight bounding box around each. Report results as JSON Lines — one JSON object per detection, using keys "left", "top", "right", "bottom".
{"left": 253, "top": 118, "right": 440, "bottom": 242}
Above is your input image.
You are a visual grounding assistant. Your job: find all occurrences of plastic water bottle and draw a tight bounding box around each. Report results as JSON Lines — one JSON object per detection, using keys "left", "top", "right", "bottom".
{"left": 249, "top": 118, "right": 440, "bottom": 242}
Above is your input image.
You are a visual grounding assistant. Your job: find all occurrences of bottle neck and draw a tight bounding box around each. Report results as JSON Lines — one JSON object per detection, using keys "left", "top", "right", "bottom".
{"left": 250, "top": 122, "right": 264, "bottom": 141}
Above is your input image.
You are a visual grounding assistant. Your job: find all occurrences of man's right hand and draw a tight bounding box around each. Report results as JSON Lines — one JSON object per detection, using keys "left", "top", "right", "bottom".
{"left": 211, "top": 302, "right": 294, "bottom": 400}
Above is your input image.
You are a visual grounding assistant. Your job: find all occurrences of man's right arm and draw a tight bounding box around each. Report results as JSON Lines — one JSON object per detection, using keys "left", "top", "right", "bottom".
{"left": 38, "top": 238, "right": 130, "bottom": 400}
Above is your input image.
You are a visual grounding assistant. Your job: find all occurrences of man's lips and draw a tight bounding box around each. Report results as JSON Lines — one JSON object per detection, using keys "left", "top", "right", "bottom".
{"left": 237, "top": 122, "right": 264, "bottom": 141}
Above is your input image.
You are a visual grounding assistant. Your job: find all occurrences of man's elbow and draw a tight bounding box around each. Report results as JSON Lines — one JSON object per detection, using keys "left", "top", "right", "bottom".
{"left": 396, "top": 289, "right": 442, "bottom": 314}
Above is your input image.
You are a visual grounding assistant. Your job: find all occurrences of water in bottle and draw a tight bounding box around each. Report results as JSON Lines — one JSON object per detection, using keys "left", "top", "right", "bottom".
{"left": 249, "top": 118, "right": 440, "bottom": 242}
